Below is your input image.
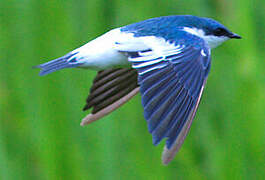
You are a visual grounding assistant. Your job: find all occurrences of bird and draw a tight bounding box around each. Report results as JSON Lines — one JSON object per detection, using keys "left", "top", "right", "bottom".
{"left": 35, "top": 15, "right": 241, "bottom": 165}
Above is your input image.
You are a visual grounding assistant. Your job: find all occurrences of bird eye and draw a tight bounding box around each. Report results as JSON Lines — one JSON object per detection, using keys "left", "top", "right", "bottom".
{"left": 214, "top": 28, "right": 227, "bottom": 36}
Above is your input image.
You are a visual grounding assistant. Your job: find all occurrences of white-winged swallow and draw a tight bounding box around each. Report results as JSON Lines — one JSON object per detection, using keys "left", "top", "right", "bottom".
{"left": 35, "top": 15, "right": 241, "bottom": 165}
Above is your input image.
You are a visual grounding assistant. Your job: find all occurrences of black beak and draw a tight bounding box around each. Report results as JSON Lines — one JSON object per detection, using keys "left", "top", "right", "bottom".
{"left": 229, "top": 33, "right": 242, "bottom": 39}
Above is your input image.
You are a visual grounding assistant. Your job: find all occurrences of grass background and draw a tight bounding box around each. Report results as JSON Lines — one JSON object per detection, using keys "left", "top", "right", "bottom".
{"left": 0, "top": 0, "right": 264, "bottom": 179}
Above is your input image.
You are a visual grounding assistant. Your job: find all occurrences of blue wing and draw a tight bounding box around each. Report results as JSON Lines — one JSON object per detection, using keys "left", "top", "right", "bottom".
{"left": 125, "top": 32, "right": 211, "bottom": 159}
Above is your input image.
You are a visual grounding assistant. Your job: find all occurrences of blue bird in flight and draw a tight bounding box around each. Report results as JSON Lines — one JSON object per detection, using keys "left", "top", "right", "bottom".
{"left": 35, "top": 15, "right": 241, "bottom": 165}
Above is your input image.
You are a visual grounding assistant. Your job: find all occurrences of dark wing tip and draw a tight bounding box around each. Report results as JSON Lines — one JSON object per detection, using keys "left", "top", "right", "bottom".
{"left": 82, "top": 105, "right": 89, "bottom": 111}
{"left": 83, "top": 69, "right": 139, "bottom": 114}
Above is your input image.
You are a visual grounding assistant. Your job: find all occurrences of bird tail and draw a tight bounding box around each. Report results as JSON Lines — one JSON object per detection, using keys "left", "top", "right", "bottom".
{"left": 34, "top": 52, "right": 83, "bottom": 76}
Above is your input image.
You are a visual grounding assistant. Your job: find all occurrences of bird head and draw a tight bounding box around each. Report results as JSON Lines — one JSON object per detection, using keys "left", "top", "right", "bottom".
{"left": 180, "top": 15, "right": 241, "bottom": 48}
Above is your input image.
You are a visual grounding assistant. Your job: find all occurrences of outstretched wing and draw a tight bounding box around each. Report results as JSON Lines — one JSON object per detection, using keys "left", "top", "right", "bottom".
{"left": 117, "top": 31, "right": 211, "bottom": 164}
{"left": 81, "top": 68, "right": 139, "bottom": 125}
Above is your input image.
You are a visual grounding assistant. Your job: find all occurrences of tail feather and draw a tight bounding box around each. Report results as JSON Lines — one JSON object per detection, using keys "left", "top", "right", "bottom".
{"left": 34, "top": 52, "right": 83, "bottom": 76}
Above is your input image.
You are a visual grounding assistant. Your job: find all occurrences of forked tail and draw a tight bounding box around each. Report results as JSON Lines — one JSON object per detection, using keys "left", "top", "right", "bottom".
{"left": 34, "top": 52, "right": 83, "bottom": 76}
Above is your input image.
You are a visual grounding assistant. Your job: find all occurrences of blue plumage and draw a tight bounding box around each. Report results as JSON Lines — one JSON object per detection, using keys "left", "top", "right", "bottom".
{"left": 121, "top": 15, "right": 232, "bottom": 41}
{"left": 128, "top": 32, "right": 211, "bottom": 148}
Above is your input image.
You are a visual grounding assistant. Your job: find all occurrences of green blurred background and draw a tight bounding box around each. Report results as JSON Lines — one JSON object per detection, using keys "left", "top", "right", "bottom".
{"left": 0, "top": 0, "right": 264, "bottom": 179}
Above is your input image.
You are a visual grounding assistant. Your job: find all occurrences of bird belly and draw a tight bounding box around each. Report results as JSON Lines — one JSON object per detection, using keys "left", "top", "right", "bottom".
{"left": 72, "top": 29, "right": 131, "bottom": 70}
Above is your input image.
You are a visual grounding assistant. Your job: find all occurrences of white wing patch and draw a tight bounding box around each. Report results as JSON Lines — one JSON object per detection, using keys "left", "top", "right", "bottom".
{"left": 201, "top": 49, "right": 207, "bottom": 57}
{"left": 116, "top": 35, "right": 186, "bottom": 75}
{"left": 115, "top": 30, "right": 184, "bottom": 56}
